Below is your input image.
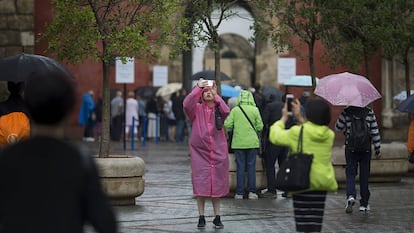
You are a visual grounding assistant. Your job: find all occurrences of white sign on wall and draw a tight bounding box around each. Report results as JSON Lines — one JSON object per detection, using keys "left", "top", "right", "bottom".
{"left": 153, "top": 65, "right": 168, "bottom": 86}
{"left": 278, "top": 58, "right": 296, "bottom": 84}
{"left": 115, "top": 57, "right": 135, "bottom": 84}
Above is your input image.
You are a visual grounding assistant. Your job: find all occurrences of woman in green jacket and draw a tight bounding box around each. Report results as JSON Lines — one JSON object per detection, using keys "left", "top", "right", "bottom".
{"left": 269, "top": 96, "right": 337, "bottom": 233}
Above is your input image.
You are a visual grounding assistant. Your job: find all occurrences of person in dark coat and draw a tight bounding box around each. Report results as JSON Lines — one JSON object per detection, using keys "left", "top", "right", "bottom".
{"left": 0, "top": 71, "right": 117, "bottom": 233}
{"left": 261, "top": 94, "right": 289, "bottom": 198}
{"left": 0, "top": 82, "right": 28, "bottom": 117}
{"left": 172, "top": 88, "right": 187, "bottom": 142}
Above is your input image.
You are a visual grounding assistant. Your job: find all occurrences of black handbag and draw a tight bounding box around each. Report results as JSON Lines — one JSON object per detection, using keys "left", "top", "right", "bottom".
{"left": 214, "top": 105, "right": 223, "bottom": 130}
{"left": 275, "top": 126, "right": 313, "bottom": 192}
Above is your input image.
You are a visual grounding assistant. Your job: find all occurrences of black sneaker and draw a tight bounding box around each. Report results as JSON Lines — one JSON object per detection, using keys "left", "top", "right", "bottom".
{"left": 213, "top": 215, "right": 224, "bottom": 229}
{"left": 197, "top": 215, "right": 206, "bottom": 228}
{"left": 281, "top": 192, "right": 290, "bottom": 198}
{"left": 261, "top": 191, "right": 277, "bottom": 198}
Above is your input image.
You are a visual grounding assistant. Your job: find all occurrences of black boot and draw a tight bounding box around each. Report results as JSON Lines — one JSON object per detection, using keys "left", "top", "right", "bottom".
{"left": 213, "top": 215, "right": 224, "bottom": 229}
{"left": 197, "top": 215, "right": 206, "bottom": 228}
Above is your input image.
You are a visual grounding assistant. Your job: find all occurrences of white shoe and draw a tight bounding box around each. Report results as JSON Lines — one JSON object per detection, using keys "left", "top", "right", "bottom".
{"left": 359, "top": 205, "right": 370, "bottom": 212}
{"left": 248, "top": 192, "right": 258, "bottom": 200}
{"left": 234, "top": 194, "right": 243, "bottom": 200}
{"left": 345, "top": 196, "right": 355, "bottom": 213}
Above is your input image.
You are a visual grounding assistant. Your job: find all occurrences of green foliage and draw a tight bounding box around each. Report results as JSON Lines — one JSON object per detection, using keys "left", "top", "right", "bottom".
{"left": 255, "top": 0, "right": 325, "bottom": 88}
{"left": 40, "top": 0, "right": 190, "bottom": 157}
{"left": 41, "top": 0, "right": 190, "bottom": 64}
{"left": 320, "top": 0, "right": 390, "bottom": 74}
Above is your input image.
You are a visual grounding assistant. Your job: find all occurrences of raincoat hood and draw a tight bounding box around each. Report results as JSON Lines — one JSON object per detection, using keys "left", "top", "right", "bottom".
{"left": 305, "top": 121, "right": 332, "bottom": 143}
{"left": 237, "top": 90, "right": 256, "bottom": 106}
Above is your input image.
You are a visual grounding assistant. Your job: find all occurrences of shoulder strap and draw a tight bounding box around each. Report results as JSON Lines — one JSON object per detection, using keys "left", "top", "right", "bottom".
{"left": 239, "top": 106, "right": 256, "bottom": 131}
{"left": 297, "top": 126, "right": 304, "bottom": 152}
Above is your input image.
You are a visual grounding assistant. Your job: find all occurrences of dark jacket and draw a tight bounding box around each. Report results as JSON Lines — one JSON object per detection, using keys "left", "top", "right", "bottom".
{"left": 172, "top": 94, "right": 186, "bottom": 120}
{"left": 0, "top": 137, "right": 117, "bottom": 233}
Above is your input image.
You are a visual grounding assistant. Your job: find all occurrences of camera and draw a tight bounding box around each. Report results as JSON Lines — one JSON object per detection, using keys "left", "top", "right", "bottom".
{"left": 286, "top": 94, "right": 294, "bottom": 114}
{"left": 206, "top": 80, "right": 214, "bottom": 87}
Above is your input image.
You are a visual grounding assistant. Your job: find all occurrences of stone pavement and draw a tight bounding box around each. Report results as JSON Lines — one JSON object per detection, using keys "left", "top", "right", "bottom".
{"left": 83, "top": 140, "right": 414, "bottom": 233}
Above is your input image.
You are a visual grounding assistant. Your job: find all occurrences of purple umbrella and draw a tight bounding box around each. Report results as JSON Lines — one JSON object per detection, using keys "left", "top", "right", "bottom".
{"left": 314, "top": 72, "right": 381, "bottom": 107}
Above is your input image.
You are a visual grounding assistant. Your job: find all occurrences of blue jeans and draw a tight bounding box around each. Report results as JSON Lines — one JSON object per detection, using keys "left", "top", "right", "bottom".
{"left": 234, "top": 149, "right": 257, "bottom": 195}
{"left": 175, "top": 119, "right": 185, "bottom": 142}
{"left": 264, "top": 143, "right": 288, "bottom": 193}
{"left": 345, "top": 147, "right": 371, "bottom": 207}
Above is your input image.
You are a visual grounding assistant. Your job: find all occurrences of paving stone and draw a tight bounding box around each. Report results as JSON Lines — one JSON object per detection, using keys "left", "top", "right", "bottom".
{"left": 81, "top": 140, "right": 414, "bottom": 233}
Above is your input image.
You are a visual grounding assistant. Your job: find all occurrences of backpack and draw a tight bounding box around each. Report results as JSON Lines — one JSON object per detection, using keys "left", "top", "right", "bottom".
{"left": 0, "top": 112, "right": 30, "bottom": 147}
{"left": 346, "top": 108, "right": 371, "bottom": 151}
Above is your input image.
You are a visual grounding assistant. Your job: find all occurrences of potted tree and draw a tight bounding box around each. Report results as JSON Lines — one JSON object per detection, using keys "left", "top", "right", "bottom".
{"left": 41, "top": 0, "right": 189, "bottom": 205}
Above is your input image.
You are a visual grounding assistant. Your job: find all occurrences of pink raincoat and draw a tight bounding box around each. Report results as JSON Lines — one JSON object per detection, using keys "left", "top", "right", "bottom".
{"left": 183, "top": 86, "right": 230, "bottom": 197}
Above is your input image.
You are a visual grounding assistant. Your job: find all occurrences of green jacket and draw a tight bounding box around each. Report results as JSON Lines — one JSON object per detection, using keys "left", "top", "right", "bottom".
{"left": 269, "top": 120, "right": 338, "bottom": 192}
{"left": 224, "top": 90, "right": 263, "bottom": 149}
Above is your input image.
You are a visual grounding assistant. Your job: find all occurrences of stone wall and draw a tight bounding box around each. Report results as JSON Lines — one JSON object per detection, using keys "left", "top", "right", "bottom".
{"left": 0, "top": 0, "right": 34, "bottom": 57}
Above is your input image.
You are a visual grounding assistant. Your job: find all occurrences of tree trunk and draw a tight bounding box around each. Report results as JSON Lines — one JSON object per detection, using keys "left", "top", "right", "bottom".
{"left": 308, "top": 39, "right": 316, "bottom": 90}
{"left": 213, "top": 30, "right": 222, "bottom": 95}
{"left": 99, "top": 60, "right": 111, "bottom": 158}
{"left": 404, "top": 54, "right": 411, "bottom": 120}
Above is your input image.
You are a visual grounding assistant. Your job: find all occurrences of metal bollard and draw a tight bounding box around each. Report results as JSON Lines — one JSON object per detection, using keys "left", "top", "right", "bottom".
{"left": 131, "top": 116, "right": 137, "bottom": 150}
{"left": 155, "top": 113, "right": 160, "bottom": 144}
{"left": 142, "top": 116, "right": 147, "bottom": 146}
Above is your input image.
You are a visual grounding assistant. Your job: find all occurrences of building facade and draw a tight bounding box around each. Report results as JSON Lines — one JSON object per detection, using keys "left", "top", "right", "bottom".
{"left": 0, "top": 0, "right": 410, "bottom": 140}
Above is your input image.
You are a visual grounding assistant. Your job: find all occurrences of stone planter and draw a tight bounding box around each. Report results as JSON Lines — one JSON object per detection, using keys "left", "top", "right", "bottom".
{"left": 332, "top": 142, "right": 408, "bottom": 188}
{"left": 228, "top": 153, "right": 266, "bottom": 195}
{"left": 95, "top": 156, "right": 145, "bottom": 206}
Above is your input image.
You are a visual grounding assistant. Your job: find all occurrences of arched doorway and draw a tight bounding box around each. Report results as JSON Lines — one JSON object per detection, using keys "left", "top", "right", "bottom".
{"left": 181, "top": 1, "right": 279, "bottom": 90}
{"left": 204, "top": 33, "right": 254, "bottom": 87}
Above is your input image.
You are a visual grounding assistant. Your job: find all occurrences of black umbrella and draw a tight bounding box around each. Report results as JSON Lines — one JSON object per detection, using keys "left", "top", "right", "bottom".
{"left": 396, "top": 93, "right": 414, "bottom": 114}
{"left": 135, "top": 86, "right": 159, "bottom": 99}
{"left": 191, "top": 70, "right": 231, "bottom": 81}
{"left": 262, "top": 86, "right": 284, "bottom": 102}
{"left": 0, "top": 53, "right": 73, "bottom": 82}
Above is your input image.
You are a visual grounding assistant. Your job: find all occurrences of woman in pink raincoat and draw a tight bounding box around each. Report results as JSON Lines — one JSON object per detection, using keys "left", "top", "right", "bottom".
{"left": 183, "top": 78, "right": 230, "bottom": 229}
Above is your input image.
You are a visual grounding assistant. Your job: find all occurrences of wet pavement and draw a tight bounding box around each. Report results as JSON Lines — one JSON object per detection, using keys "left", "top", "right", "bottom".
{"left": 83, "top": 140, "right": 414, "bottom": 233}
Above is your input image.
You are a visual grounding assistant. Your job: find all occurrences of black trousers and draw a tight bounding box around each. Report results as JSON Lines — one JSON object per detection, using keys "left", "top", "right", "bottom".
{"left": 263, "top": 143, "right": 288, "bottom": 193}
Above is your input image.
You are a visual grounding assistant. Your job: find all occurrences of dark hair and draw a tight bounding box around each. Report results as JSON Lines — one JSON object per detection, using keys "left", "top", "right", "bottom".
{"left": 305, "top": 97, "right": 331, "bottom": 126}
{"left": 7, "top": 82, "right": 24, "bottom": 95}
{"left": 24, "top": 71, "right": 76, "bottom": 125}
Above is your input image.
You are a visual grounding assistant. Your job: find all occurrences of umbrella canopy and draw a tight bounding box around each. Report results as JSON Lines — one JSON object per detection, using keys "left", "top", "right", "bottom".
{"left": 284, "top": 75, "right": 319, "bottom": 87}
{"left": 0, "top": 53, "right": 73, "bottom": 82}
{"left": 135, "top": 86, "right": 159, "bottom": 99}
{"left": 396, "top": 94, "right": 414, "bottom": 114}
{"left": 314, "top": 72, "right": 381, "bottom": 107}
{"left": 191, "top": 70, "right": 231, "bottom": 81}
{"left": 394, "top": 90, "right": 414, "bottom": 101}
{"left": 221, "top": 84, "right": 241, "bottom": 98}
{"left": 262, "top": 86, "right": 284, "bottom": 102}
{"left": 156, "top": 82, "right": 182, "bottom": 98}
